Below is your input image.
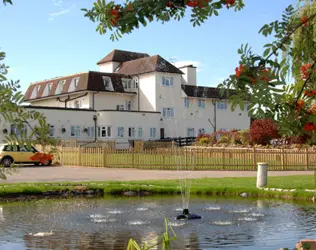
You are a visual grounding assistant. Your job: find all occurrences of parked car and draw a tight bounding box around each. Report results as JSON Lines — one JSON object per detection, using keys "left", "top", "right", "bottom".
{"left": 0, "top": 144, "right": 53, "bottom": 167}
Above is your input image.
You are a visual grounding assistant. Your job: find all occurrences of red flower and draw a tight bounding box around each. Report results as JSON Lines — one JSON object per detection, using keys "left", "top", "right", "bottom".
{"left": 301, "top": 16, "right": 309, "bottom": 27}
{"left": 301, "top": 63, "right": 312, "bottom": 79}
{"left": 110, "top": 6, "right": 121, "bottom": 26}
{"left": 304, "top": 122, "right": 316, "bottom": 132}
{"left": 235, "top": 64, "right": 245, "bottom": 77}
{"left": 186, "top": 0, "right": 199, "bottom": 7}
{"left": 225, "top": 0, "right": 235, "bottom": 8}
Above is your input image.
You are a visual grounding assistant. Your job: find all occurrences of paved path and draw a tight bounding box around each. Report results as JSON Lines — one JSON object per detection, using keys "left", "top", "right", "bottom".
{"left": 1, "top": 166, "right": 314, "bottom": 183}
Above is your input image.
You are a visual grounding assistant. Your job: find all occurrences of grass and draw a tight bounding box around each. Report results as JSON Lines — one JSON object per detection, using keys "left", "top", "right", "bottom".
{"left": 0, "top": 175, "right": 315, "bottom": 201}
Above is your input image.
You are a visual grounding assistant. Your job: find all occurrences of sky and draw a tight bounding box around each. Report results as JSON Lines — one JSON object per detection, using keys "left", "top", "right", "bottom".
{"left": 0, "top": 0, "right": 296, "bottom": 93}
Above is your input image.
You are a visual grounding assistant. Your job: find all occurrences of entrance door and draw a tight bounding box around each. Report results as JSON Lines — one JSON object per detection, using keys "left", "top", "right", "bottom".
{"left": 160, "top": 128, "right": 165, "bottom": 139}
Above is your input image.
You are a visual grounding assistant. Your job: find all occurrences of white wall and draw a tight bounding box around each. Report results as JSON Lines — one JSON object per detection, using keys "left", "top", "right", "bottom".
{"left": 28, "top": 93, "right": 91, "bottom": 109}
{"left": 97, "top": 110, "right": 161, "bottom": 142}
{"left": 138, "top": 74, "right": 156, "bottom": 111}
{"left": 93, "top": 92, "right": 136, "bottom": 110}
{"left": 98, "top": 62, "right": 120, "bottom": 73}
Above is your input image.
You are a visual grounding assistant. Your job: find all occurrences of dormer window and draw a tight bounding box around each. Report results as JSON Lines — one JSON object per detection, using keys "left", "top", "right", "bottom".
{"left": 42, "top": 83, "right": 53, "bottom": 97}
{"left": 68, "top": 77, "right": 80, "bottom": 92}
{"left": 30, "top": 85, "right": 41, "bottom": 99}
{"left": 102, "top": 76, "right": 112, "bottom": 91}
{"left": 122, "top": 78, "right": 135, "bottom": 89}
{"left": 55, "top": 80, "right": 66, "bottom": 95}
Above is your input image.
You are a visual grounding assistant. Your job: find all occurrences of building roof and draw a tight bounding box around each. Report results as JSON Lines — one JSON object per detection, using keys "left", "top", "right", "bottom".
{"left": 181, "top": 85, "right": 236, "bottom": 99}
{"left": 24, "top": 71, "right": 135, "bottom": 102}
{"left": 97, "top": 49, "right": 150, "bottom": 65}
{"left": 117, "top": 55, "right": 184, "bottom": 76}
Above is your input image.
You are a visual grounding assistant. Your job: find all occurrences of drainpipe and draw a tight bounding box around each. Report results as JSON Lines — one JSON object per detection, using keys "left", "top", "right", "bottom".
{"left": 134, "top": 75, "right": 140, "bottom": 111}
{"left": 57, "top": 92, "right": 88, "bottom": 108}
{"left": 92, "top": 91, "right": 99, "bottom": 110}
{"left": 93, "top": 115, "right": 97, "bottom": 142}
{"left": 212, "top": 100, "right": 217, "bottom": 132}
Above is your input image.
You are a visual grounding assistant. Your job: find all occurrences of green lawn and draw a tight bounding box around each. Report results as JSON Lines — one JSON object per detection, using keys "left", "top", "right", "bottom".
{"left": 0, "top": 175, "right": 315, "bottom": 200}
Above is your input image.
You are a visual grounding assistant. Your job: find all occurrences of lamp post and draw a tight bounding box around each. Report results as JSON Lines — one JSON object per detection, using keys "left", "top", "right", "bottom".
{"left": 93, "top": 115, "right": 97, "bottom": 142}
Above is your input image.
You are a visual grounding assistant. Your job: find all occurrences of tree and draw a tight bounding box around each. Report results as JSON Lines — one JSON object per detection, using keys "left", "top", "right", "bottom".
{"left": 0, "top": 2, "right": 57, "bottom": 177}
{"left": 83, "top": 0, "right": 315, "bottom": 144}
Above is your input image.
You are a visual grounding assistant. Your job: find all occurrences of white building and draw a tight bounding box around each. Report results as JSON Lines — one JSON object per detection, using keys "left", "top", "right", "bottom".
{"left": 0, "top": 49, "right": 250, "bottom": 145}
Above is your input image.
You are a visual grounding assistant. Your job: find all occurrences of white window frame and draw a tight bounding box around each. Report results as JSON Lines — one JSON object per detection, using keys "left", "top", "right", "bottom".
{"left": 74, "top": 100, "right": 82, "bottom": 109}
{"left": 162, "top": 108, "right": 174, "bottom": 118}
{"left": 184, "top": 98, "right": 190, "bottom": 108}
{"left": 138, "top": 127, "right": 143, "bottom": 137}
{"left": 87, "top": 126, "right": 95, "bottom": 138}
{"left": 128, "top": 127, "right": 135, "bottom": 138}
{"left": 117, "top": 127, "right": 124, "bottom": 137}
{"left": 126, "top": 100, "right": 131, "bottom": 110}
{"left": 116, "top": 104, "right": 124, "bottom": 110}
{"left": 122, "top": 78, "right": 135, "bottom": 89}
{"left": 70, "top": 125, "right": 80, "bottom": 137}
{"left": 216, "top": 101, "right": 228, "bottom": 110}
{"left": 150, "top": 128, "right": 156, "bottom": 138}
{"left": 102, "top": 76, "right": 112, "bottom": 91}
{"left": 98, "top": 126, "right": 112, "bottom": 138}
{"left": 187, "top": 128, "right": 195, "bottom": 137}
{"left": 198, "top": 128, "right": 205, "bottom": 135}
{"left": 31, "top": 85, "right": 40, "bottom": 99}
{"left": 198, "top": 99, "right": 205, "bottom": 109}
{"left": 162, "top": 76, "right": 174, "bottom": 87}
{"left": 55, "top": 80, "right": 66, "bottom": 95}
{"left": 49, "top": 125, "right": 55, "bottom": 137}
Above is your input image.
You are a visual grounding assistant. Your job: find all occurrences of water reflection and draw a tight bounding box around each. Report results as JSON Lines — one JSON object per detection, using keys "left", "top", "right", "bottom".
{"left": 0, "top": 197, "right": 314, "bottom": 250}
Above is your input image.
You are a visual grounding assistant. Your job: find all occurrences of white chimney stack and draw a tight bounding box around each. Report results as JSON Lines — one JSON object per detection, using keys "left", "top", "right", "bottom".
{"left": 178, "top": 65, "right": 197, "bottom": 86}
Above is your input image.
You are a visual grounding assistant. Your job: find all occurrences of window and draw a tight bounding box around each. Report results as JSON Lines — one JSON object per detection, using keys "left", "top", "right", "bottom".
{"left": 49, "top": 125, "right": 55, "bottom": 137}
{"left": 162, "top": 108, "right": 174, "bottom": 118}
{"left": 162, "top": 76, "right": 173, "bottom": 87}
{"left": 198, "top": 128, "right": 205, "bottom": 135}
{"left": 116, "top": 105, "right": 124, "bottom": 110}
{"left": 198, "top": 99, "right": 205, "bottom": 108}
{"left": 30, "top": 85, "right": 41, "bottom": 99}
{"left": 102, "top": 76, "right": 112, "bottom": 90}
{"left": 187, "top": 128, "right": 195, "bottom": 137}
{"left": 128, "top": 127, "right": 135, "bottom": 138}
{"left": 42, "top": 83, "right": 53, "bottom": 97}
{"left": 150, "top": 128, "right": 156, "bottom": 138}
{"left": 244, "top": 102, "right": 248, "bottom": 111}
{"left": 10, "top": 124, "right": 27, "bottom": 137}
{"left": 184, "top": 98, "right": 190, "bottom": 108}
{"left": 68, "top": 77, "right": 80, "bottom": 92}
{"left": 122, "top": 78, "right": 135, "bottom": 89}
{"left": 117, "top": 127, "right": 124, "bottom": 137}
{"left": 138, "top": 127, "right": 143, "bottom": 137}
{"left": 87, "top": 127, "right": 95, "bottom": 137}
{"left": 70, "top": 125, "right": 80, "bottom": 137}
{"left": 55, "top": 80, "right": 66, "bottom": 95}
{"left": 216, "top": 101, "right": 228, "bottom": 110}
{"left": 98, "top": 126, "right": 111, "bottom": 138}
{"left": 126, "top": 100, "right": 131, "bottom": 110}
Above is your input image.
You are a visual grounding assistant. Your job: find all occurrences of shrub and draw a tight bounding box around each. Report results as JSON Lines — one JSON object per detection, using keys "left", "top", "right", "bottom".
{"left": 249, "top": 119, "right": 280, "bottom": 145}
{"left": 239, "top": 129, "right": 250, "bottom": 145}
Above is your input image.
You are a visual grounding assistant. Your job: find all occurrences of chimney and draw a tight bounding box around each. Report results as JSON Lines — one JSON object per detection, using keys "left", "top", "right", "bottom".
{"left": 178, "top": 65, "right": 197, "bottom": 86}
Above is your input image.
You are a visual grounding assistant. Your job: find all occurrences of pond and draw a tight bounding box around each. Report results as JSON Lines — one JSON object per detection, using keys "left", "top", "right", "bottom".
{"left": 0, "top": 196, "right": 315, "bottom": 250}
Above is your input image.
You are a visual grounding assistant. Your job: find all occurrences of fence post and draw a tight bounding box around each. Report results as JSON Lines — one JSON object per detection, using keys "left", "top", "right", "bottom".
{"left": 253, "top": 147, "right": 257, "bottom": 170}
{"left": 103, "top": 146, "right": 107, "bottom": 168}
{"left": 306, "top": 148, "right": 309, "bottom": 170}
{"left": 281, "top": 149, "right": 285, "bottom": 170}
{"left": 78, "top": 146, "right": 81, "bottom": 166}
{"left": 60, "top": 145, "right": 63, "bottom": 166}
{"left": 222, "top": 148, "right": 225, "bottom": 170}
{"left": 132, "top": 148, "right": 135, "bottom": 168}
{"left": 163, "top": 149, "right": 166, "bottom": 169}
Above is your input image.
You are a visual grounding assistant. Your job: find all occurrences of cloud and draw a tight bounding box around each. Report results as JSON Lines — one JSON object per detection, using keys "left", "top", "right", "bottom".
{"left": 49, "top": 4, "right": 76, "bottom": 20}
{"left": 173, "top": 60, "right": 204, "bottom": 72}
{"left": 52, "top": 0, "right": 63, "bottom": 7}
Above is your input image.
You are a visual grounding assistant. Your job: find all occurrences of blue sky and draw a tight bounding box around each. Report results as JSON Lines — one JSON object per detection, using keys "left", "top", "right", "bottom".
{"left": 0, "top": 0, "right": 296, "bottom": 93}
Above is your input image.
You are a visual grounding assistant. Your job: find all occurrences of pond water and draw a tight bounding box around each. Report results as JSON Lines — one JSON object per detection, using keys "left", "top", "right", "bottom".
{"left": 0, "top": 196, "right": 315, "bottom": 250}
